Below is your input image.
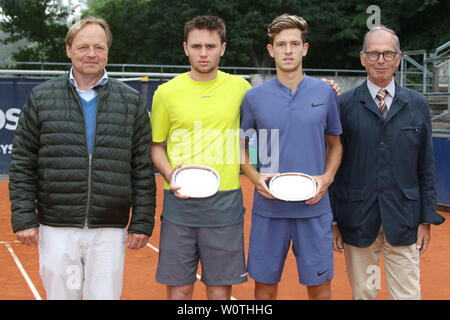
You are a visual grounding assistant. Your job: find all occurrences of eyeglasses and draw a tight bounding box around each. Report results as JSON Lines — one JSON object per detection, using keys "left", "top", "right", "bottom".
{"left": 364, "top": 51, "right": 398, "bottom": 62}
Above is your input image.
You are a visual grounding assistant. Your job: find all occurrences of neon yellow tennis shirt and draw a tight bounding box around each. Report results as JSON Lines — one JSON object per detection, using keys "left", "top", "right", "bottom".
{"left": 151, "top": 71, "right": 251, "bottom": 191}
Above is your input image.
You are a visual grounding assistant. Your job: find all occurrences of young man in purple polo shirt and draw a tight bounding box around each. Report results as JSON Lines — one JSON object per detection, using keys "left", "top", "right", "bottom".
{"left": 240, "top": 14, "right": 343, "bottom": 300}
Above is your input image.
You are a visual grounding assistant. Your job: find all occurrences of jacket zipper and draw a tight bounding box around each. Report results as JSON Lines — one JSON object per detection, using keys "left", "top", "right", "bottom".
{"left": 86, "top": 154, "right": 92, "bottom": 226}
{"left": 69, "top": 83, "right": 97, "bottom": 227}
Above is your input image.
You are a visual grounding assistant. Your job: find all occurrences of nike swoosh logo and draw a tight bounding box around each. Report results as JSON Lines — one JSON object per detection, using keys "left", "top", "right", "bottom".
{"left": 312, "top": 103, "right": 324, "bottom": 107}
{"left": 317, "top": 270, "right": 328, "bottom": 276}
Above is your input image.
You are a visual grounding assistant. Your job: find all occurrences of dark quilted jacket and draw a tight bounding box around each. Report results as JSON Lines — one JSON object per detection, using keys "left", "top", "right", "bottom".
{"left": 9, "top": 74, "right": 156, "bottom": 236}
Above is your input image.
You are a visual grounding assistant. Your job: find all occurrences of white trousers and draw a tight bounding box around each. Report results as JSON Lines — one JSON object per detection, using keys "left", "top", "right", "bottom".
{"left": 343, "top": 226, "right": 420, "bottom": 300}
{"left": 38, "top": 225, "right": 127, "bottom": 300}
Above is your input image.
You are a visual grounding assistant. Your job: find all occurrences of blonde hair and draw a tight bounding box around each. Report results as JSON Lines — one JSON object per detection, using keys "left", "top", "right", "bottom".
{"left": 268, "top": 14, "right": 308, "bottom": 44}
{"left": 66, "top": 16, "right": 112, "bottom": 48}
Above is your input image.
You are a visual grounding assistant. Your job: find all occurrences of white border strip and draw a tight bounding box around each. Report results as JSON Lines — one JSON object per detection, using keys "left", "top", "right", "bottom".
{"left": 146, "top": 243, "right": 237, "bottom": 300}
{"left": 4, "top": 243, "right": 42, "bottom": 300}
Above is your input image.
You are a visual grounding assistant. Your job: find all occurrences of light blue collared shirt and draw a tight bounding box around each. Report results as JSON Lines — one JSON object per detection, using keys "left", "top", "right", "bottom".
{"left": 366, "top": 77, "right": 396, "bottom": 110}
{"left": 69, "top": 68, "right": 108, "bottom": 154}
{"left": 69, "top": 68, "right": 109, "bottom": 101}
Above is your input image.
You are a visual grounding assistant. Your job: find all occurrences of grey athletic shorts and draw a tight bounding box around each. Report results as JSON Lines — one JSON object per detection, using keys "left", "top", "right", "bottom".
{"left": 155, "top": 218, "right": 248, "bottom": 286}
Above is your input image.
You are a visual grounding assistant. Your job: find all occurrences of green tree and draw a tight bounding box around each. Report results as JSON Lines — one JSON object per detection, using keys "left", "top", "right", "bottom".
{"left": 85, "top": 0, "right": 367, "bottom": 68}
{"left": 86, "top": 0, "right": 154, "bottom": 64}
{"left": 1, "top": 0, "right": 449, "bottom": 70}
{"left": 374, "top": 0, "right": 450, "bottom": 53}
{"left": 0, "top": 29, "right": 28, "bottom": 64}
{"left": 0, "top": 0, "right": 72, "bottom": 64}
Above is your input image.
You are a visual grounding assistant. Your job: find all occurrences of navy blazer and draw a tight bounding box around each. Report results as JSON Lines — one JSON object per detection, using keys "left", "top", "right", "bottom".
{"left": 330, "top": 80, "right": 445, "bottom": 247}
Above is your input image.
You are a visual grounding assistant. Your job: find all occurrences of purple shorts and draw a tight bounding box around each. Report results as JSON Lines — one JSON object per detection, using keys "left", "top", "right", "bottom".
{"left": 247, "top": 212, "right": 334, "bottom": 286}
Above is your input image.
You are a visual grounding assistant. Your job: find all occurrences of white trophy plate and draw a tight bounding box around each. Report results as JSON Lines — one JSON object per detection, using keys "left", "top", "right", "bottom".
{"left": 172, "top": 165, "right": 220, "bottom": 198}
{"left": 269, "top": 173, "right": 317, "bottom": 201}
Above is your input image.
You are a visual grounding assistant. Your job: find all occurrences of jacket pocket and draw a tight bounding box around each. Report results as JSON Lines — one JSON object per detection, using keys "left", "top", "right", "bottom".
{"left": 401, "top": 126, "right": 420, "bottom": 132}
{"left": 400, "top": 186, "right": 420, "bottom": 227}
{"left": 331, "top": 186, "right": 365, "bottom": 231}
{"left": 401, "top": 126, "right": 421, "bottom": 148}
{"left": 401, "top": 186, "right": 420, "bottom": 200}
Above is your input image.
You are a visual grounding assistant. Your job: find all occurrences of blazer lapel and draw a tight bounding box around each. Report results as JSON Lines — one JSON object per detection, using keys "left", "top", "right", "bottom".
{"left": 359, "top": 81, "right": 382, "bottom": 118}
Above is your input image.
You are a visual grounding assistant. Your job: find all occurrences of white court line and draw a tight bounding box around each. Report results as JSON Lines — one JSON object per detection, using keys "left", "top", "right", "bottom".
{"left": 146, "top": 242, "right": 237, "bottom": 300}
{"left": 4, "top": 243, "right": 42, "bottom": 300}
{"left": 146, "top": 243, "right": 159, "bottom": 252}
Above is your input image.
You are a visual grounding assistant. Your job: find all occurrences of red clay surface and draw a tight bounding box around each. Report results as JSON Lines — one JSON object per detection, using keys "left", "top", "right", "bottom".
{"left": 1, "top": 176, "right": 449, "bottom": 300}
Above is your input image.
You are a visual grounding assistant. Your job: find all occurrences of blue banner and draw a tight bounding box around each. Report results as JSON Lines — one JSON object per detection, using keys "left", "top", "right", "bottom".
{"left": 433, "top": 136, "right": 450, "bottom": 206}
{"left": 0, "top": 77, "right": 163, "bottom": 174}
{"left": 0, "top": 78, "right": 46, "bottom": 174}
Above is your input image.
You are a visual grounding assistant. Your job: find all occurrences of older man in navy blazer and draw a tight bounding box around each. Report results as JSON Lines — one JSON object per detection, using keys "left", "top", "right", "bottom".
{"left": 330, "top": 26, "right": 445, "bottom": 300}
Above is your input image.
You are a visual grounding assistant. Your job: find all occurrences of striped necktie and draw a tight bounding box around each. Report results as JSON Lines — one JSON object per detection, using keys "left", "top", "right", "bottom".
{"left": 376, "top": 89, "right": 388, "bottom": 119}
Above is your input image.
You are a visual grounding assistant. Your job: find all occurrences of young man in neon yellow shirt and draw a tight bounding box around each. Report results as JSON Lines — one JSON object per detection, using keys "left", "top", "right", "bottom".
{"left": 150, "top": 15, "right": 251, "bottom": 300}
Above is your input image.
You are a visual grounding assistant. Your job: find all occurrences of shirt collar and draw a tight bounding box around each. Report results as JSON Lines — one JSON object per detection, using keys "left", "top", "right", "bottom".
{"left": 274, "top": 72, "right": 308, "bottom": 93}
{"left": 366, "top": 77, "right": 395, "bottom": 100}
{"left": 69, "top": 67, "right": 109, "bottom": 91}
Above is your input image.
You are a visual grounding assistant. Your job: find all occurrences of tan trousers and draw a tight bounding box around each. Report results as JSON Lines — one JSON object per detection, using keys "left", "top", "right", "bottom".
{"left": 343, "top": 226, "right": 420, "bottom": 300}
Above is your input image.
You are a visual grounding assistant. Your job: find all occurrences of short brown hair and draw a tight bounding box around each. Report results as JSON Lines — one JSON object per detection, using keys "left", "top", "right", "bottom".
{"left": 268, "top": 14, "right": 308, "bottom": 44}
{"left": 184, "top": 15, "right": 226, "bottom": 43}
{"left": 66, "top": 16, "right": 112, "bottom": 48}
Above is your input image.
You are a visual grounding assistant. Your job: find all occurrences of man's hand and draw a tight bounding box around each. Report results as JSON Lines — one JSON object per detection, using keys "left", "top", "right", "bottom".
{"left": 255, "top": 173, "right": 277, "bottom": 200}
{"left": 332, "top": 224, "right": 344, "bottom": 253}
{"left": 15, "top": 227, "right": 39, "bottom": 245}
{"left": 321, "top": 78, "right": 341, "bottom": 96}
{"left": 169, "top": 164, "right": 189, "bottom": 199}
{"left": 127, "top": 233, "right": 149, "bottom": 250}
{"left": 151, "top": 143, "right": 188, "bottom": 199}
{"left": 416, "top": 223, "right": 431, "bottom": 255}
{"left": 305, "top": 174, "right": 333, "bottom": 205}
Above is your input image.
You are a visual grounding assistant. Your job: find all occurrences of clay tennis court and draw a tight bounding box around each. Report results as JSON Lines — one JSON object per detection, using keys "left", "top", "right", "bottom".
{"left": 1, "top": 175, "right": 449, "bottom": 300}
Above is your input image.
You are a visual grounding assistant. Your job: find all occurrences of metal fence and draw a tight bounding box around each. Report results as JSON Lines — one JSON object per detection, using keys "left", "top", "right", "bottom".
{"left": 399, "top": 41, "right": 450, "bottom": 115}
{"left": 0, "top": 61, "right": 370, "bottom": 78}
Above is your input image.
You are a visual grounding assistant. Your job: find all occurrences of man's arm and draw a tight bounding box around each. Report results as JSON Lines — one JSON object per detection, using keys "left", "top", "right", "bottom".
{"left": 239, "top": 139, "right": 276, "bottom": 200}
{"left": 150, "top": 142, "right": 187, "bottom": 199}
{"left": 417, "top": 98, "right": 445, "bottom": 225}
{"left": 306, "top": 134, "right": 343, "bottom": 205}
{"left": 415, "top": 97, "right": 445, "bottom": 254}
{"left": 9, "top": 92, "right": 41, "bottom": 245}
{"left": 150, "top": 142, "right": 172, "bottom": 182}
{"left": 127, "top": 96, "right": 156, "bottom": 248}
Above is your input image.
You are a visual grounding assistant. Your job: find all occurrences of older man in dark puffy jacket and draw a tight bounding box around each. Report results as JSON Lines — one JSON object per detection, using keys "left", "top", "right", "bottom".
{"left": 9, "top": 16, "right": 156, "bottom": 300}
